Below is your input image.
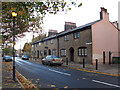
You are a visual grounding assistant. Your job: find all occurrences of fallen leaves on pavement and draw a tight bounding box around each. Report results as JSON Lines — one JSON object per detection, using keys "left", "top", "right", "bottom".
{"left": 82, "top": 78, "right": 86, "bottom": 79}
{"left": 64, "top": 86, "right": 68, "bottom": 88}
{"left": 6, "top": 62, "right": 37, "bottom": 89}
{"left": 51, "top": 85, "right": 56, "bottom": 87}
{"left": 37, "top": 79, "right": 40, "bottom": 80}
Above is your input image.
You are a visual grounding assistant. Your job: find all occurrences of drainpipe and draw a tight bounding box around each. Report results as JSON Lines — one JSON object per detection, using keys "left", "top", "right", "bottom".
{"left": 57, "top": 37, "right": 59, "bottom": 57}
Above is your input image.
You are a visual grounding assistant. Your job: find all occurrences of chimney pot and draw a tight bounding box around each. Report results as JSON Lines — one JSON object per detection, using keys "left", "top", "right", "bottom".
{"left": 101, "top": 7, "right": 107, "bottom": 12}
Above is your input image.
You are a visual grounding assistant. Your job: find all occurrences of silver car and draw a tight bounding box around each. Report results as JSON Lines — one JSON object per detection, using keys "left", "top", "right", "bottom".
{"left": 42, "top": 55, "right": 64, "bottom": 66}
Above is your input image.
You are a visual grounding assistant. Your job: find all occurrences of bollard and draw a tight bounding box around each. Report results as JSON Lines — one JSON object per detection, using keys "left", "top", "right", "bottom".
{"left": 96, "top": 59, "right": 98, "bottom": 70}
{"left": 83, "top": 58, "right": 85, "bottom": 68}
{"left": 66, "top": 58, "right": 68, "bottom": 65}
{"left": 103, "top": 51, "right": 105, "bottom": 64}
{"left": 109, "top": 51, "right": 111, "bottom": 64}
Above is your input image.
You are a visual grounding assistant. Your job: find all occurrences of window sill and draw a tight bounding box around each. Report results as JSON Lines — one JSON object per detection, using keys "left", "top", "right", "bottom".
{"left": 78, "top": 55, "right": 87, "bottom": 57}
{"left": 61, "top": 56, "right": 66, "bottom": 57}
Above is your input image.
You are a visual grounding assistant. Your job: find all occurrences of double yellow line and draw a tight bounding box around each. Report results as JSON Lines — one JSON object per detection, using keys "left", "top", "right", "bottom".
{"left": 63, "top": 66, "right": 120, "bottom": 77}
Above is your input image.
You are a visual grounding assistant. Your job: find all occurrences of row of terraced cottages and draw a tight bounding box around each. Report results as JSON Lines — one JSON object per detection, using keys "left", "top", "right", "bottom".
{"left": 31, "top": 7, "right": 120, "bottom": 64}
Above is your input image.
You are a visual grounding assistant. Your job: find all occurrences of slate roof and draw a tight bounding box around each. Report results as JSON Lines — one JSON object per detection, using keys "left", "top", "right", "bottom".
{"left": 32, "top": 19, "right": 101, "bottom": 45}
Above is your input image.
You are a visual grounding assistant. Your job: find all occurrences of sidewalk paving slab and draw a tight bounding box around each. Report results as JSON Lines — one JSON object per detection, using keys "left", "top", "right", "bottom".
{"left": 2, "top": 61, "right": 22, "bottom": 89}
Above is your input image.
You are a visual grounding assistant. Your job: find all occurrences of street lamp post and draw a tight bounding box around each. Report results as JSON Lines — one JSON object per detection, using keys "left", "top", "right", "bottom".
{"left": 12, "top": 11, "right": 17, "bottom": 81}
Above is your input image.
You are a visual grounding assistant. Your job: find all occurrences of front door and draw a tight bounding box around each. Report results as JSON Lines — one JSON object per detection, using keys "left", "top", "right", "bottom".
{"left": 69, "top": 47, "right": 74, "bottom": 62}
{"left": 48, "top": 49, "right": 51, "bottom": 55}
{"left": 37, "top": 50, "right": 39, "bottom": 58}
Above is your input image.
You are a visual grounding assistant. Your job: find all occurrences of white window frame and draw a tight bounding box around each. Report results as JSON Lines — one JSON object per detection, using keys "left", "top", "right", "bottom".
{"left": 64, "top": 35, "right": 69, "bottom": 41}
{"left": 74, "top": 32, "right": 80, "bottom": 39}
{"left": 61, "top": 49, "right": 66, "bottom": 56}
{"left": 52, "top": 49, "right": 56, "bottom": 55}
{"left": 78, "top": 47, "right": 87, "bottom": 56}
{"left": 39, "top": 43, "right": 41, "bottom": 46}
{"left": 50, "top": 39, "right": 53, "bottom": 44}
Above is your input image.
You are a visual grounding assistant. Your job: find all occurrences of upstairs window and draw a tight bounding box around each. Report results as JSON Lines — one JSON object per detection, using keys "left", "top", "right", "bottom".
{"left": 78, "top": 47, "right": 87, "bottom": 56}
{"left": 74, "top": 32, "right": 80, "bottom": 39}
{"left": 64, "top": 35, "right": 69, "bottom": 41}
{"left": 39, "top": 43, "right": 41, "bottom": 46}
{"left": 61, "top": 49, "right": 66, "bottom": 57}
{"left": 46, "top": 40, "right": 48, "bottom": 45}
{"left": 50, "top": 39, "right": 53, "bottom": 44}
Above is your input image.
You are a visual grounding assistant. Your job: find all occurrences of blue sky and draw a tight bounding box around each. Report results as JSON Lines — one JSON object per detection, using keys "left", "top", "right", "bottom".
{"left": 15, "top": 0, "right": 119, "bottom": 50}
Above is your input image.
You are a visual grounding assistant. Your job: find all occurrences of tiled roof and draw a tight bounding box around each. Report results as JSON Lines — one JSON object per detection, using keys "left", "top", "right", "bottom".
{"left": 59, "top": 20, "right": 101, "bottom": 36}
{"left": 32, "top": 20, "right": 101, "bottom": 45}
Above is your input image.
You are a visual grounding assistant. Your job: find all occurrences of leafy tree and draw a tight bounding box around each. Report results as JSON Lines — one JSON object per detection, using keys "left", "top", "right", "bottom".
{"left": 23, "top": 43, "right": 31, "bottom": 52}
{"left": 3, "top": 45, "right": 16, "bottom": 56}
{"left": 22, "top": 42, "right": 32, "bottom": 57}
{"left": 2, "top": 1, "right": 82, "bottom": 45}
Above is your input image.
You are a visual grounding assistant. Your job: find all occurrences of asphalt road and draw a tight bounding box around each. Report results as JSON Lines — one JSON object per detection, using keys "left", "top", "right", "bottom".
{"left": 15, "top": 57, "right": 120, "bottom": 88}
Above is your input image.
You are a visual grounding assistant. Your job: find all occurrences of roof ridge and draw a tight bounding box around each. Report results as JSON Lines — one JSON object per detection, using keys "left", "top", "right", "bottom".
{"left": 32, "top": 19, "right": 101, "bottom": 45}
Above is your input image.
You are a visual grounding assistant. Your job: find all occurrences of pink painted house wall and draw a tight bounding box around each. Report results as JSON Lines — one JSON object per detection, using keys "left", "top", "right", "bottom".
{"left": 92, "top": 8, "right": 119, "bottom": 63}
{"left": 118, "top": 30, "right": 120, "bottom": 56}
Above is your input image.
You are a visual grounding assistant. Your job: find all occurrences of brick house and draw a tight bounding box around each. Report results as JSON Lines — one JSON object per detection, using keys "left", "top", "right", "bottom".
{"left": 31, "top": 7, "right": 119, "bottom": 64}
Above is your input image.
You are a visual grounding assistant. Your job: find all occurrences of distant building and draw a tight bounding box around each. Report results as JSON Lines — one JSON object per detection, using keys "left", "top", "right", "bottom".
{"left": 31, "top": 7, "right": 119, "bottom": 64}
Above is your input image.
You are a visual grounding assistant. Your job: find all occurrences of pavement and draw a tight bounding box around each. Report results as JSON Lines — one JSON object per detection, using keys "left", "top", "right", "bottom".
{"left": 0, "top": 57, "right": 2, "bottom": 89}
{"left": 1, "top": 58, "right": 22, "bottom": 89}
{"left": 29, "top": 58, "right": 120, "bottom": 77}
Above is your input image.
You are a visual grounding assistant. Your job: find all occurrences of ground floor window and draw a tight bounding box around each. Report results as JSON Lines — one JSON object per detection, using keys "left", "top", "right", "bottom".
{"left": 52, "top": 49, "right": 56, "bottom": 55}
{"left": 78, "top": 47, "right": 87, "bottom": 56}
{"left": 61, "top": 49, "right": 66, "bottom": 57}
{"left": 44, "top": 50, "right": 47, "bottom": 56}
{"left": 40, "top": 50, "right": 42, "bottom": 56}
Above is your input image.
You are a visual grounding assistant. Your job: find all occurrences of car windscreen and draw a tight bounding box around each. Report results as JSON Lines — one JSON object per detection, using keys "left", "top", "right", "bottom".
{"left": 52, "top": 55, "right": 59, "bottom": 58}
{"left": 24, "top": 55, "right": 28, "bottom": 57}
{"left": 5, "top": 56, "right": 12, "bottom": 59}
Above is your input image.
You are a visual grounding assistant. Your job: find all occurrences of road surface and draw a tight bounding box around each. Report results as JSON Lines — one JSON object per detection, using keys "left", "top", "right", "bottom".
{"left": 15, "top": 57, "right": 120, "bottom": 88}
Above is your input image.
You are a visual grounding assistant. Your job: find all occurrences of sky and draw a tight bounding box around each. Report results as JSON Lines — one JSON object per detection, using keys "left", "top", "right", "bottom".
{"left": 15, "top": 0, "right": 120, "bottom": 50}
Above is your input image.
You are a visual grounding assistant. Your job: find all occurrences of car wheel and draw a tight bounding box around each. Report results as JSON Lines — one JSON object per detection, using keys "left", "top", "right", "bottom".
{"left": 48, "top": 61, "right": 52, "bottom": 66}
{"left": 42, "top": 61, "right": 45, "bottom": 65}
{"left": 5, "top": 60, "right": 8, "bottom": 62}
{"left": 58, "top": 64, "right": 62, "bottom": 66}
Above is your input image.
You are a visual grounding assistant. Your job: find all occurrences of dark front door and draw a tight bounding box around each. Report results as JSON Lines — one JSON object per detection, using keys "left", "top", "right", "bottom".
{"left": 37, "top": 50, "right": 39, "bottom": 58}
{"left": 69, "top": 47, "right": 74, "bottom": 62}
{"left": 48, "top": 49, "right": 51, "bottom": 55}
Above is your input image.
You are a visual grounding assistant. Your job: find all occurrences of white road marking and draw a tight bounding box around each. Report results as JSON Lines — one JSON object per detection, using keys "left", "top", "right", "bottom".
{"left": 92, "top": 80, "right": 120, "bottom": 88}
{"left": 49, "top": 69, "right": 71, "bottom": 76}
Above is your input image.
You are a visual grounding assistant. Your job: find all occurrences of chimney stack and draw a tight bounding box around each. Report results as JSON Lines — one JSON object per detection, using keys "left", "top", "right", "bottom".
{"left": 48, "top": 29, "right": 58, "bottom": 36}
{"left": 100, "top": 7, "right": 109, "bottom": 21}
{"left": 64, "top": 22, "right": 76, "bottom": 31}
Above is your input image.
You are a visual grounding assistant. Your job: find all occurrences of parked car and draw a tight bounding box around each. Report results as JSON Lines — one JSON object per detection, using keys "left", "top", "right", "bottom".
{"left": 15, "top": 55, "right": 18, "bottom": 57}
{"left": 3, "top": 55, "right": 12, "bottom": 62}
{"left": 42, "top": 55, "right": 64, "bottom": 66}
{"left": 22, "top": 55, "right": 29, "bottom": 60}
